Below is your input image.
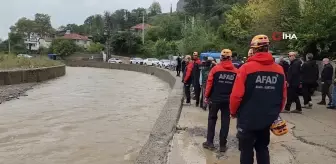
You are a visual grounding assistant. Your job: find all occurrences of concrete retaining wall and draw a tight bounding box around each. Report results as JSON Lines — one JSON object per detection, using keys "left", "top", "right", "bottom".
{"left": 65, "top": 60, "right": 184, "bottom": 164}
{"left": 0, "top": 65, "right": 66, "bottom": 85}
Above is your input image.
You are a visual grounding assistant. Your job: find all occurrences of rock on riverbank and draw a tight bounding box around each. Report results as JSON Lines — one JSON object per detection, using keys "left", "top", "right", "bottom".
{"left": 0, "top": 83, "right": 36, "bottom": 104}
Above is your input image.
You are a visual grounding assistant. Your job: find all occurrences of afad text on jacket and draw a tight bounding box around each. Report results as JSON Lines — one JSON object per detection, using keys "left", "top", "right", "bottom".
{"left": 205, "top": 60, "right": 238, "bottom": 103}
{"left": 230, "top": 52, "right": 287, "bottom": 131}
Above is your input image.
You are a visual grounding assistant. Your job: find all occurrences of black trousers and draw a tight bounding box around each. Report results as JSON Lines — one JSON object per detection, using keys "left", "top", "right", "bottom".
{"left": 238, "top": 127, "right": 270, "bottom": 164}
{"left": 206, "top": 102, "right": 230, "bottom": 147}
{"left": 302, "top": 83, "right": 315, "bottom": 104}
{"left": 285, "top": 86, "right": 302, "bottom": 111}
{"left": 321, "top": 82, "right": 332, "bottom": 102}
{"left": 200, "top": 85, "right": 206, "bottom": 108}
{"left": 193, "top": 84, "right": 201, "bottom": 105}
{"left": 184, "top": 84, "right": 191, "bottom": 103}
{"left": 176, "top": 66, "right": 181, "bottom": 76}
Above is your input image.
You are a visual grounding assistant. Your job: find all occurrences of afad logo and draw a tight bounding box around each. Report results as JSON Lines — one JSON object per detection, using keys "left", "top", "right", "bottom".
{"left": 272, "top": 32, "right": 297, "bottom": 41}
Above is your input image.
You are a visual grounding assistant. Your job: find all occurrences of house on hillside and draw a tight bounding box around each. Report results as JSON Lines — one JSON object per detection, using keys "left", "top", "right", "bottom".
{"left": 24, "top": 33, "right": 53, "bottom": 50}
{"left": 130, "top": 23, "right": 152, "bottom": 35}
{"left": 62, "top": 30, "right": 91, "bottom": 48}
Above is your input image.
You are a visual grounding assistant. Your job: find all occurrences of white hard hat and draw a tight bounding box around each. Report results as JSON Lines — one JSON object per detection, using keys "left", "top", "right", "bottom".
{"left": 207, "top": 57, "right": 214, "bottom": 61}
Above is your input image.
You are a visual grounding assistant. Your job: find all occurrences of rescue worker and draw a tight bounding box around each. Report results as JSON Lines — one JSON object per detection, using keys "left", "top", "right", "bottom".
{"left": 199, "top": 57, "right": 214, "bottom": 110}
{"left": 230, "top": 35, "right": 287, "bottom": 164}
{"left": 183, "top": 55, "right": 193, "bottom": 105}
{"left": 185, "top": 52, "right": 202, "bottom": 106}
{"left": 203, "top": 49, "right": 238, "bottom": 152}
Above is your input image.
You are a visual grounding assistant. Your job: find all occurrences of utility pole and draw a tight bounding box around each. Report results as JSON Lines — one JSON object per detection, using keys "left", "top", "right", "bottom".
{"left": 142, "top": 11, "right": 145, "bottom": 44}
{"left": 184, "top": 15, "right": 187, "bottom": 29}
{"left": 8, "top": 34, "right": 10, "bottom": 54}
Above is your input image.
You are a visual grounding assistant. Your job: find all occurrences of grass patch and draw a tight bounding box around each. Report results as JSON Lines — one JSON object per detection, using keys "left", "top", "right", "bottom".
{"left": 0, "top": 54, "right": 63, "bottom": 70}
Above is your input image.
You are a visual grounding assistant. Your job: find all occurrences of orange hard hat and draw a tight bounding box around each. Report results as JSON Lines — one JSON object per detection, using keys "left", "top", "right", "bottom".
{"left": 250, "top": 34, "right": 270, "bottom": 48}
{"left": 270, "top": 117, "right": 288, "bottom": 136}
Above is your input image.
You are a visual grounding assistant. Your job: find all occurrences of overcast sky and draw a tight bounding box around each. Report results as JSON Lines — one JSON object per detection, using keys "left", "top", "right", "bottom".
{"left": 0, "top": 0, "right": 177, "bottom": 39}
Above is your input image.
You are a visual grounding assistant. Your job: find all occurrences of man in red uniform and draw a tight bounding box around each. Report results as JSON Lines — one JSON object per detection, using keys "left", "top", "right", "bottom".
{"left": 183, "top": 55, "right": 193, "bottom": 105}
{"left": 230, "top": 35, "right": 287, "bottom": 164}
{"left": 203, "top": 49, "right": 238, "bottom": 152}
{"left": 184, "top": 52, "right": 202, "bottom": 106}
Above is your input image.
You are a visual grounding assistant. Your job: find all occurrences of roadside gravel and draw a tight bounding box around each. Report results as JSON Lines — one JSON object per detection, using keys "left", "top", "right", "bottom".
{"left": 0, "top": 83, "right": 36, "bottom": 104}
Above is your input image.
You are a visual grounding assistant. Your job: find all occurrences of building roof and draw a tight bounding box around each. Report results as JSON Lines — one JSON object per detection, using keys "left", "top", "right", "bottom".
{"left": 62, "top": 33, "right": 89, "bottom": 41}
{"left": 130, "top": 23, "right": 152, "bottom": 30}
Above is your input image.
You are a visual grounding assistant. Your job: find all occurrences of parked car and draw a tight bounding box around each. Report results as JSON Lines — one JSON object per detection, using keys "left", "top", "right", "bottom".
{"left": 130, "top": 57, "right": 143, "bottom": 64}
{"left": 143, "top": 58, "right": 160, "bottom": 66}
{"left": 17, "top": 54, "right": 33, "bottom": 58}
{"left": 273, "top": 55, "right": 290, "bottom": 64}
{"left": 108, "top": 58, "right": 122, "bottom": 63}
{"left": 159, "top": 59, "right": 171, "bottom": 68}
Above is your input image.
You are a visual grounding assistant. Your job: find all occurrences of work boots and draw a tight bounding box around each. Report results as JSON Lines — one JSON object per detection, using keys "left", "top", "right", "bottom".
{"left": 317, "top": 101, "right": 326, "bottom": 105}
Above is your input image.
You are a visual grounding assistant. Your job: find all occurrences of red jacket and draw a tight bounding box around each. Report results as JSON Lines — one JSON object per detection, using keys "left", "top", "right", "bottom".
{"left": 230, "top": 52, "right": 287, "bottom": 130}
{"left": 183, "top": 58, "right": 201, "bottom": 83}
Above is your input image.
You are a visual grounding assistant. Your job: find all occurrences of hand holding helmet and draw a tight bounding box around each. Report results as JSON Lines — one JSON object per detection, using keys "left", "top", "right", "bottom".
{"left": 270, "top": 116, "right": 288, "bottom": 136}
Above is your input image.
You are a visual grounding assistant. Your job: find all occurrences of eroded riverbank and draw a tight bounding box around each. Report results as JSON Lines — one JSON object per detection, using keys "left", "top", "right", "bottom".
{"left": 0, "top": 67, "right": 169, "bottom": 164}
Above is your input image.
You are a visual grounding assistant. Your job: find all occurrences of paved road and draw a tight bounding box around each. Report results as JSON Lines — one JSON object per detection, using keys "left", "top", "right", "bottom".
{"left": 0, "top": 67, "right": 169, "bottom": 164}
{"left": 168, "top": 92, "right": 336, "bottom": 164}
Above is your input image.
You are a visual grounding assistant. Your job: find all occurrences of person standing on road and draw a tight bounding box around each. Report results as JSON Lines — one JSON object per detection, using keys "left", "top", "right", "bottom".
{"left": 278, "top": 57, "right": 289, "bottom": 79}
{"left": 183, "top": 55, "right": 193, "bottom": 105}
{"left": 182, "top": 57, "right": 187, "bottom": 76}
{"left": 230, "top": 35, "right": 287, "bottom": 164}
{"left": 301, "top": 53, "right": 319, "bottom": 108}
{"left": 284, "top": 52, "right": 302, "bottom": 113}
{"left": 191, "top": 52, "right": 202, "bottom": 107}
{"left": 176, "top": 55, "right": 182, "bottom": 77}
{"left": 203, "top": 49, "right": 238, "bottom": 152}
{"left": 327, "top": 78, "right": 336, "bottom": 109}
{"left": 318, "top": 58, "right": 333, "bottom": 105}
{"left": 199, "top": 57, "right": 212, "bottom": 110}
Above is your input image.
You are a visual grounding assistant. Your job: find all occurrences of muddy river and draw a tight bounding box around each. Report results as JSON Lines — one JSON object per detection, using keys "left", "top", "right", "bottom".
{"left": 0, "top": 67, "right": 169, "bottom": 164}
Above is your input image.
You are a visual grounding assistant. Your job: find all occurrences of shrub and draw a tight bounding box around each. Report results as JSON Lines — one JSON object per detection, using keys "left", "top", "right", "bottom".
{"left": 0, "top": 54, "right": 63, "bottom": 70}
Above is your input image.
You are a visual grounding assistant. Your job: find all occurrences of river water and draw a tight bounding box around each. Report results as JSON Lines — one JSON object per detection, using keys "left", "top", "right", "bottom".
{"left": 0, "top": 67, "right": 169, "bottom": 164}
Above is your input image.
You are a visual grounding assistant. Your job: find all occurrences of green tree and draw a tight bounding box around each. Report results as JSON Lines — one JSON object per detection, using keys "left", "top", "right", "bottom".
{"left": 87, "top": 42, "right": 104, "bottom": 53}
{"left": 34, "top": 13, "right": 54, "bottom": 37}
{"left": 148, "top": 2, "right": 162, "bottom": 16}
{"left": 50, "top": 38, "right": 77, "bottom": 56}
{"left": 110, "top": 31, "right": 142, "bottom": 55}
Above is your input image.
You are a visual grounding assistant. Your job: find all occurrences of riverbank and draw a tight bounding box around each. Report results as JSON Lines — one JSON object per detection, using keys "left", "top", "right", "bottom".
{"left": 0, "top": 54, "right": 63, "bottom": 70}
{"left": 0, "top": 83, "right": 36, "bottom": 104}
{"left": 168, "top": 94, "right": 336, "bottom": 164}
